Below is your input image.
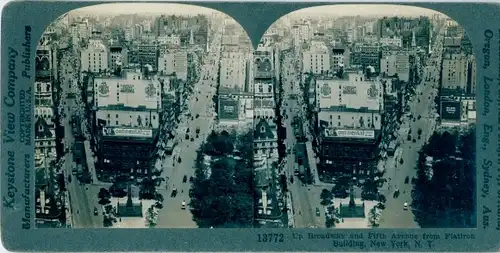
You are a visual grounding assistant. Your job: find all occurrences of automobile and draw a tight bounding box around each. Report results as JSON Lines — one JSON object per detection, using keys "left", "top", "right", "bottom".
{"left": 171, "top": 187, "right": 178, "bottom": 197}
{"left": 412, "top": 138, "right": 416, "bottom": 143}
{"left": 404, "top": 176, "right": 409, "bottom": 184}
{"left": 407, "top": 135, "right": 412, "bottom": 141}
{"left": 190, "top": 137, "right": 194, "bottom": 141}
{"left": 376, "top": 202, "right": 386, "bottom": 210}
{"left": 196, "top": 134, "right": 199, "bottom": 138}
{"left": 196, "top": 128, "right": 200, "bottom": 134}
{"left": 418, "top": 135, "right": 421, "bottom": 140}
{"left": 195, "top": 97, "right": 198, "bottom": 101}
{"left": 186, "top": 128, "right": 190, "bottom": 133}
{"left": 177, "top": 157, "right": 182, "bottom": 163}
{"left": 181, "top": 201, "right": 186, "bottom": 209}
{"left": 316, "top": 207, "right": 321, "bottom": 217}
{"left": 393, "top": 189, "right": 400, "bottom": 198}
{"left": 195, "top": 114, "right": 199, "bottom": 119}
{"left": 417, "top": 115, "right": 422, "bottom": 120}
{"left": 403, "top": 202, "right": 409, "bottom": 210}
{"left": 94, "top": 207, "right": 98, "bottom": 216}
{"left": 183, "top": 175, "right": 187, "bottom": 183}
{"left": 185, "top": 134, "right": 190, "bottom": 140}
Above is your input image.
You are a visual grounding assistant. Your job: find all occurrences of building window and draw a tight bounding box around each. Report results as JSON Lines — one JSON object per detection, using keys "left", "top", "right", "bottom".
{"left": 115, "top": 121, "right": 119, "bottom": 125}
{"left": 116, "top": 114, "right": 119, "bottom": 118}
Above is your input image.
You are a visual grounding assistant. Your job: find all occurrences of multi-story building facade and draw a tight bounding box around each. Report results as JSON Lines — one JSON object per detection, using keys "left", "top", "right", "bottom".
{"left": 80, "top": 39, "right": 109, "bottom": 73}
{"left": 316, "top": 72, "right": 383, "bottom": 179}
{"left": 157, "top": 50, "right": 188, "bottom": 81}
{"left": 303, "top": 41, "right": 331, "bottom": 74}
{"left": 93, "top": 70, "right": 162, "bottom": 178}
{"left": 137, "top": 43, "right": 159, "bottom": 71}
{"left": 109, "top": 45, "right": 128, "bottom": 74}
{"left": 350, "top": 43, "right": 381, "bottom": 73}
{"left": 380, "top": 52, "right": 410, "bottom": 82}
{"left": 441, "top": 52, "right": 468, "bottom": 92}
{"left": 380, "top": 36, "right": 403, "bottom": 47}
{"left": 292, "top": 23, "right": 311, "bottom": 49}
{"left": 219, "top": 51, "right": 248, "bottom": 91}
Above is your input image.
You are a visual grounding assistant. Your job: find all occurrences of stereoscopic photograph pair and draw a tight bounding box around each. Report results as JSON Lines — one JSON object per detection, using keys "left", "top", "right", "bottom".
{"left": 0, "top": 1, "right": 498, "bottom": 252}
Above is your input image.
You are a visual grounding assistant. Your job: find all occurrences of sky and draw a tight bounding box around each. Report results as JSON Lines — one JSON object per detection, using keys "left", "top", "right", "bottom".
{"left": 71, "top": 3, "right": 445, "bottom": 18}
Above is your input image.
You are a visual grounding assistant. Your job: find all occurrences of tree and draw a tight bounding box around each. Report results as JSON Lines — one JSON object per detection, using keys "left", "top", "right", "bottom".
{"left": 98, "top": 188, "right": 111, "bottom": 205}
{"left": 139, "top": 178, "right": 157, "bottom": 200}
{"left": 325, "top": 206, "right": 340, "bottom": 228}
{"left": 145, "top": 206, "right": 159, "bottom": 228}
{"left": 109, "top": 181, "right": 127, "bottom": 198}
{"left": 412, "top": 127, "right": 475, "bottom": 228}
{"left": 190, "top": 131, "right": 254, "bottom": 228}
{"left": 368, "top": 207, "right": 381, "bottom": 227}
{"left": 320, "top": 189, "right": 333, "bottom": 205}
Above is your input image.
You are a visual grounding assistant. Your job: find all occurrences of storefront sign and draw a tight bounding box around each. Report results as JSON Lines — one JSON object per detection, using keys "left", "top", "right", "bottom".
{"left": 103, "top": 127, "right": 152, "bottom": 138}
{"left": 335, "top": 129, "right": 375, "bottom": 139}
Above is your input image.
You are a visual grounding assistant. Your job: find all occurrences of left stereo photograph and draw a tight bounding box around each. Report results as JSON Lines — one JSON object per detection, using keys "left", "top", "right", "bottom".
{"left": 33, "top": 3, "right": 255, "bottom": 229}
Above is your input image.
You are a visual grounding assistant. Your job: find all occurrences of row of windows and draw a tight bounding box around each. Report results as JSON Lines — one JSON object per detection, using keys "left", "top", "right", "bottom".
{"left": 106, "top": 114, "right": 156, "bottom": 120}
{"left": 328, "top": 115, "right": 379, "bottom": 121}
{"left": 327, "top": 121, "right": 376, "bottom": 128}
{"left": 253, "top": 141, "right": 277, "bottom": 148}
{"left": 36, "top": 140, "right": 53, "bottom": 146}
{"left": 37, "top": 147, "right": 54, "bottom": 154}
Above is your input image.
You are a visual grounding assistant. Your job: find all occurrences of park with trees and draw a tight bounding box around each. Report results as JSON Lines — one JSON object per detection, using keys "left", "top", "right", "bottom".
{"left": 412, "top": 127, "right": 475, "bottom": 228}
{"left": 189, "top": 130, "right": 254, "bottom": 228}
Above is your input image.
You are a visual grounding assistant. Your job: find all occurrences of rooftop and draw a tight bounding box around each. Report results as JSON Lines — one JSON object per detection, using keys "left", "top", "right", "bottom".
{"left": 317, "top": 73, "right": 382, "bottom": 111}
{"left": 94, "top": 77, "right": 161, "bottom": 110}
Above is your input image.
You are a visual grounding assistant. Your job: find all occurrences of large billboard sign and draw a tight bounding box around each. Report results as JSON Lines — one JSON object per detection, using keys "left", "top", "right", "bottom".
{"left": 103, "top": 127, "right": 153, "bottom": 138}
{"left": 219, "top": 98, "right": 239, "bottom": 120}
{"left": 441, "top": 101, "right": 461, "bottom": 120}
{"left": 333, "top": 129, "right": 375, "bottom": 139}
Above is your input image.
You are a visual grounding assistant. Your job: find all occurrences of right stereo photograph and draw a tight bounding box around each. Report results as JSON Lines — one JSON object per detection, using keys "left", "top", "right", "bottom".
{"left": 256, "top": 4, "right": 476, "bottom": 229}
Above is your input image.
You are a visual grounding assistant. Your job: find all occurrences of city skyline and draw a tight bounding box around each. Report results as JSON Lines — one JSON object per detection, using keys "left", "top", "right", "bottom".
{"left": 72, "top": 3, "right": 445, "bottom": 18}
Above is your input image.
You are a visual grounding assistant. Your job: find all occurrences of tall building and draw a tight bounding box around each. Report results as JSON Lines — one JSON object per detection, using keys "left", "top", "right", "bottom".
{"left": 441, "top": 52, "right": 468, "bottom": 92}
{"left": 303, "top": 41, "right": 331, "bottom": 74}
{"left": 316, "top": 72, "right": 383, "bottom": 179}
{"left": 157, "top": 50, "right": 188, "bottom": 81}
{"left": 219, "top": 51, "right": 248, "bottom": 91}
{"left": 292, "top": 23, "right": 311, "bottom": 49}
{"left": 253, "top": 47, "right": 278, "bottom": 161}
{"left": 137, "top": 43, "right": 159, "bottom": 71}
{"left": 109, "top": 45, "right": 129, "bottom": 74}
{"left": 155, "top": 15, "right": 208, "bottom": 49}
{"left": 380, "top": 52, "right": 410, "bottom": 82}
{"left": 350, "top": 43, "right": 381, "bottom": 72}
{"left": 80, "top": 39, "right": 109, "bottom": 73}
{"left": 93, "top": 71, "right": 162, "bottom": 178}
{"left": 330, "top": 48, "right": 345, "bottom": 73}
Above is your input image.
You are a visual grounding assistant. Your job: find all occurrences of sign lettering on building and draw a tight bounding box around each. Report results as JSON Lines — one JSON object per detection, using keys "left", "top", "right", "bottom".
{"left": 120, "top": 84, "right": 135, "bottom": 93}
{"left": 334, "top": 129, "right": 375, "bottom": 139}
{"left": 103, "top": 127, "right": 152, "bottom": 138}
{"left": 343, "top": 86, "right": 357, "bottom": 95}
